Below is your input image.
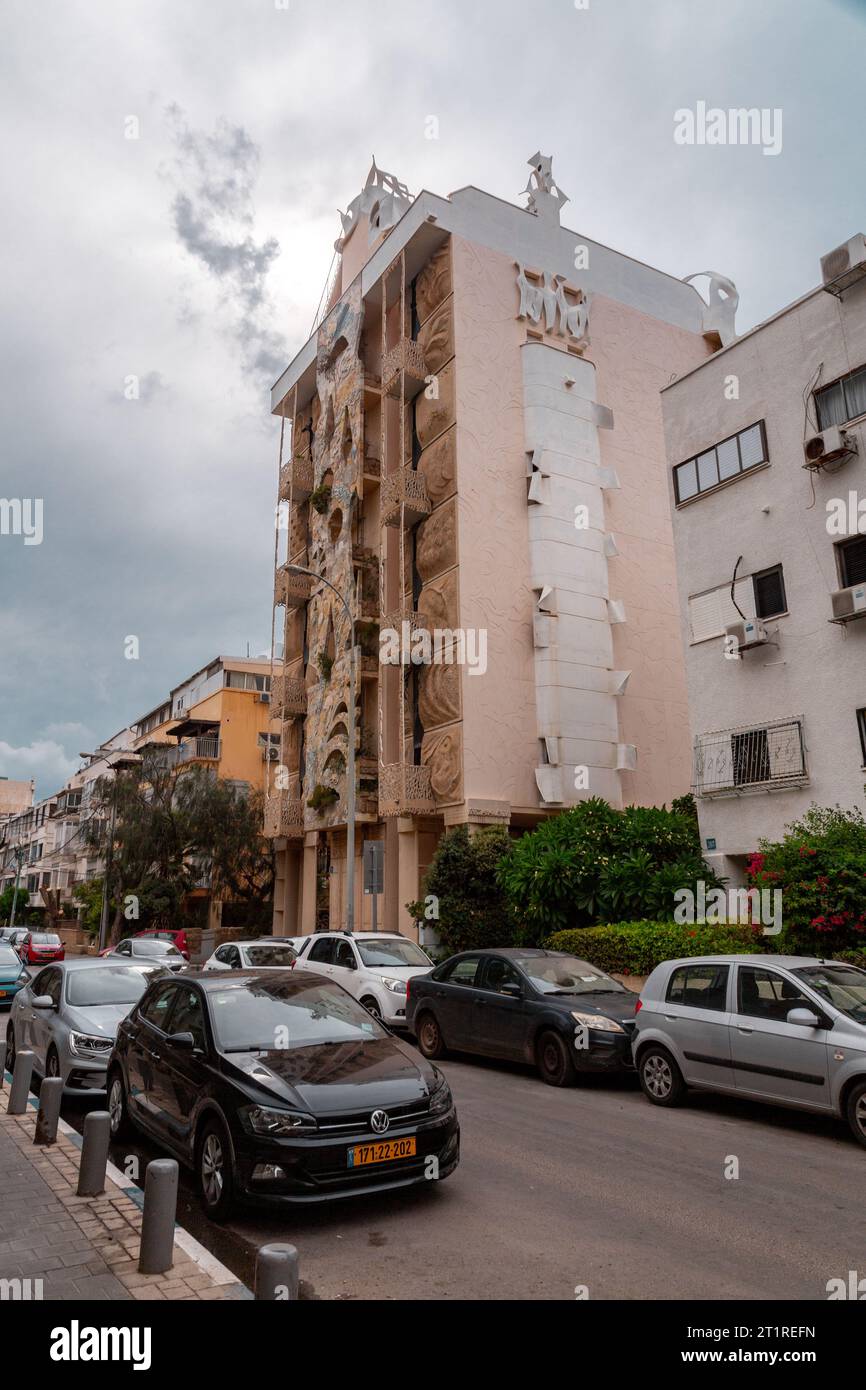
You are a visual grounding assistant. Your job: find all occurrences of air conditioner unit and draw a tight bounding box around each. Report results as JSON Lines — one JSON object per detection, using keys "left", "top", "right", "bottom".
{"left": 255, "top": 692, "right": 270, "bottom": 704}
{"left": 725, "top": 619, "right": 770, "bottom": 652}
{"left": 263, "top": 746, "right": 280, "bottom": 762}
{"left": 803, "top": 425, "right": 856, "bottom": 470}
{"left": 820, "top": 234, "right": 866, "bottom": 292}
{"left": 831, "top": 583, "right": 866, "bottom": 623}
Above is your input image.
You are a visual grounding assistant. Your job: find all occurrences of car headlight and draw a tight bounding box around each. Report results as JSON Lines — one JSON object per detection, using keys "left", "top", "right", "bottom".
{"left": 428, "top": 1075, "right": 453, "bottom": 1115}
{"left": 241, "top": 1105, "right": 318, "bottom": 1136}
{"left": 570, "top": 1010, "right": 625, "bottom": 1034}
{"left": 68, "top": 1031, "right": 113, "bottom": 1058}
{"left": 380, "top": 977, "right": 407, "bottom": 994}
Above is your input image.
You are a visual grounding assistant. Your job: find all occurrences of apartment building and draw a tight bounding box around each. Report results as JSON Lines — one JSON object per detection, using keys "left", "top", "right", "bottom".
{"left": 265, "top": 154, "right": 732, "bottom": 937}
{"left": 662, "top": 234, "right": 866, "bottom": 884}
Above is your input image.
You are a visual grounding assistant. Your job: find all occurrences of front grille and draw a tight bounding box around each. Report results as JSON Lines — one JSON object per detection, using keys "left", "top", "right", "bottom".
{"left": 317, "top": 1099, "right": 431, "bottom": 1134}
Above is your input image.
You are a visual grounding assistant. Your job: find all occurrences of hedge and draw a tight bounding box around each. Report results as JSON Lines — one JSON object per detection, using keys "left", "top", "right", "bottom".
{"left": 544, "top": 921, "right": 765, "bottom": 976}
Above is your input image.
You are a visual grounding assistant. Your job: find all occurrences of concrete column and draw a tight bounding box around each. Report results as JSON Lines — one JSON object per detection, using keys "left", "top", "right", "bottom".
{"left": 383, "top": 818, "right": 399, "bottom": 933}
{"left": 397, "top": 817, "right": 421, "bottom": 937}
{"left": 300, "top": 833, "right": 318, "bottom": 934}
{"left": 284, "top": 845, "right": 301, "bottom": 934}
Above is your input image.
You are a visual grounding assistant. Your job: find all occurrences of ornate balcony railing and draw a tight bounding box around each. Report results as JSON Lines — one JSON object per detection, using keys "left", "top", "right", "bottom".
{"left": 382, "top": 338, "right": 427, "bottom": 400}
{"left": 279, "top": 455, "right": 314, "bottom": 504}
{"left": 380, "top": 466, "right": 431, "bottom": 528}
{"left": 693, "top": 716, "right": 808, "bottom": 797}
{"left": 271, "top": 673, "right": 307, "bottom": 719}
{"left": 263, "top": 787, "right": 305, "bottom": 839}
{"left": 275, "top": 564, "right": 314, "bottom": 609}
{"left": 379, "top": 762, "right": 435, "bottom": 817}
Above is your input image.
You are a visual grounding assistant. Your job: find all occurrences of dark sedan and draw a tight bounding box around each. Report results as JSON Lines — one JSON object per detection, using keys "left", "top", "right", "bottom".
{"left": 406, "top": 948, "right": 638, "bottom": 1086}
{"left": 107, "top": 969, "right": 459, "bottom": 1218}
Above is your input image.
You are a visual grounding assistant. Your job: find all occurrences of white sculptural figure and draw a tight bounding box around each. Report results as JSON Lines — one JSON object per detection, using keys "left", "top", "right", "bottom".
{"left": 683, "top": 271, "right": 739, "bottom": 348}
{"left": 521, "top": 150, "right": 569, "bottom": 224}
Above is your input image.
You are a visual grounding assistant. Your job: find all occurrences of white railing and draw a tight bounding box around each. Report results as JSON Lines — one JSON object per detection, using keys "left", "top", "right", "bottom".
{"left": 693, "top": 716, "right": 808, "bottom": 797}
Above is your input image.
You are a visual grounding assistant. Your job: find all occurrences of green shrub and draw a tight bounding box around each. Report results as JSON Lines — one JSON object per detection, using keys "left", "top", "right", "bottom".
{"left": 310, "top": 483, "right": 332, "bottom": 514}
{"left": 407, "top": 825, "right": 517, "bottom": 955}
{"left": 747, "top": 804, "right": 866, "bottom": 958}
{"left": 544, "top": 920, "right": 763, "bottom": 976}
{"left": 496, "top": 797, "right": 724, "bottom": 934}
{"left": 307, "top": 784, "right": 338, "bottom": 812}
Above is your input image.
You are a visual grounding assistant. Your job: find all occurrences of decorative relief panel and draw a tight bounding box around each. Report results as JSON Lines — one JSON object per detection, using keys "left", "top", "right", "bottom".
{"left": 417, "top": 567, "right": 459, "bottom": 631}
{"left": 416, "top": 497, "right": 457, "bottom": 583}
{"left": 417, "top": 298, "right": 454, "bottom": 376}
{"left": 416, "top": 241, "right": 452, "bottom": 325}
{"left": 417, "top": 425, "right": 456, "bottom": 505}
{"left": 419, "top": 661, "right": 461, "bottom": 730}
{"left": 421, "top": 724, "right": 463, "bottom": 804}
{"left": 415, "top": 358, "right": 455, "bottom": 449}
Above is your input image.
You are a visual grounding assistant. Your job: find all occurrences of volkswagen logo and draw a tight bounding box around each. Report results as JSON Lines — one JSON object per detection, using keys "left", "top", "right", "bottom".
{"left": 370, "top": 1109, "right": 390, "bottom": 1134}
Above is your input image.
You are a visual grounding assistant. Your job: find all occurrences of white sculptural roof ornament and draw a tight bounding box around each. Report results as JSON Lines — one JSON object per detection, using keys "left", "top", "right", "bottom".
{"left": 335, "top": 158, "right": 413, "bottom": 252}
{"left": 683, "top": 271, "right": 739, "bottom": 348}
{"left": 521, "top": 150, "right": 569, "bottom": 224}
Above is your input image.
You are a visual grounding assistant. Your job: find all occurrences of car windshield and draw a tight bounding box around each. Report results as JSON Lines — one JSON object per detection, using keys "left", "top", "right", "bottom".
{"left": 208, "top": 975, "right": 388, "bottom": 1051}
{"left": 0, "top": 944, "right": 21, "bottom": 967}
{"left": 66, "top": 965, "right": 161, "bottom": 1008}
{"left": 792, "top": 965, "right": 866, "bottom": 1023}
{"left": 243, "top": 944, "right": 297, "bottom": 968}
{"left": 517, "top": 954, "right": 625, "bottom": 995}
{"left": 32, "top": 934, "right": 60, "bottom": 945}
{"left": 133, "top": 940, "right": 181, "bottom": 957}
{"left": 356, "top": 938, "right": 431, "bottom": 968}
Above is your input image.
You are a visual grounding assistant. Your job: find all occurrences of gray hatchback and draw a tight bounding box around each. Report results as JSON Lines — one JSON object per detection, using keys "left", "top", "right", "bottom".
{"left": 634, "top": 954, "right": 866, "bottom": 1147}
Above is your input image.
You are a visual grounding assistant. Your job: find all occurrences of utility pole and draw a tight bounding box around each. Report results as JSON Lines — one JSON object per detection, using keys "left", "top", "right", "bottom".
{"left": 8, "top": 846, "right": 25, "bottom": 928}
{"left": 97, "top": 783, "right": 118, "bottom": 954}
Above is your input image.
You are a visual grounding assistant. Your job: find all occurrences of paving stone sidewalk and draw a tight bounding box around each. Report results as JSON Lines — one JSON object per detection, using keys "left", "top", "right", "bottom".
{"left": 0, "top": 1078, "right": 249, "bottom": 1301}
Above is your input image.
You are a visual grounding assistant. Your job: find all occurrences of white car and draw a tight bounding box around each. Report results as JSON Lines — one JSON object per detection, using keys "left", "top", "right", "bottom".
{"left": 295, "top": 931, "right": 434, "bottom": 1026}
{"left": 202, "top": 938, "right": 299, "bottom": 971}
{"left": 103, "top": 938, "right": 187, "bottom": 973}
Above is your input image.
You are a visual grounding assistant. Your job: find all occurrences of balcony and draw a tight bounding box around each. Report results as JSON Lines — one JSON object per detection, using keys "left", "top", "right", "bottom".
{"left": 271, "top": 672, "right": 307, "bottom": 719}
{"left": 177, "top": 737, "right": 221, "bottom": 764}
{"left": 379, "top": 762, "right": 435, "bottom": 817}
{"left": 275, "top": 563, "right": 314, "bottom": 609}
{"left": 380, "top": 466, "right": 431, "bottom": 528}
{"left": 379, "top": 604, "right": 425, "bottom": 645}
{"left": 263, "top": 788, "right": 305, "bottom": 839}
{"left": 382, "top": 338, "right": 427, "bottom": 400}
{"left": 693, "top": 716, "right": 808, "bottom": 798}
{"left": 279, "top": 455, "right": 314, "bottom": 504}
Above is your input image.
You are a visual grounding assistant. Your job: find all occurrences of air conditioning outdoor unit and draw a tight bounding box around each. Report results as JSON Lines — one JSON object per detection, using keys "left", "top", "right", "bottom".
{"left": 264, "top": 746, "right": 280, "bottom": 761}
{"left": 725, "top": 618, "right": 770, "bottom": 652}
{"left": 820, "top": 234, "right": 866, "bottom": 293}
{"left": 255, "top": 692, "right": 270, "bottom": 704}
{"left": 830, "top": 583, "right": 866, "bottom": 623}
{"left": 803, "top": 425, "right": 857, "bottom": 470}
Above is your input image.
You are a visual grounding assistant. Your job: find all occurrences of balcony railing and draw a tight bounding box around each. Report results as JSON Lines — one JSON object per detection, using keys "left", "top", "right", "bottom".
{"left": 379, "top": 762, "right": 435, "bottom": 817}
{"left": 263, "top": 787, "right": 305, "bottom": 840}
{"left": 693, "top": 716, "right": 808, "bottom": 797}
{"left": 271, "top": 673, "right": 307, "bottom": 719}
{"left": 382, "top": 338, "right": 427, "bottom": 399}
{"left": 275, "top": 564, "right": 314, "bottom": 609}
{"left": 380, "top": 466, "right": 431, "bottom": 528}
{"left": 178, "top": 737, "right": 221, "bottom": 764}
{"left": 279, "top": 455, "right": 314, "bottom": 504}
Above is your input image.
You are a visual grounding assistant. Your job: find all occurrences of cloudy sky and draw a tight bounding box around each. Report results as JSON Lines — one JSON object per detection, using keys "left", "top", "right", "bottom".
{"left": 1, "top": 0, "right": 863, "bottom": 799}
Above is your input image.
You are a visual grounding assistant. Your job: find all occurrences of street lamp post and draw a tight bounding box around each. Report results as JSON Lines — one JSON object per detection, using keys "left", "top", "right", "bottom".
{"left": 287, "top": 564, "right": 356, "bottom": 933}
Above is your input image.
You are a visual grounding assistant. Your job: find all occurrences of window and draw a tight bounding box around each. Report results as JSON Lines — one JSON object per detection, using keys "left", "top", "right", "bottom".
{"left": 333, "top": 940, "right": 357, "bottom": 970}
{"left": 732, "top": 728, "right": 771, "bottom": 786}
{"left": 139, "top": 982, "right": 179, "bottom": 1030}
{"left": 674, "top": 421, "right": 768, "bottom": 504}
{"left": 224, "top": 671, "right": 270, "bottom": 692}
{"left": 167, "top": 987, "right": 207, "bottom": 1051}
{"left": 666, "top": 964, "right": 729, "bottom": 1012}
{"left": 481, "top": 957, "right": 522, "bottom": 994}
{"left": 736, "top": 967, "right": 811, "bottom": 1022}
{"left": 815, "top": 363, "right": 866, "bottom": 430}
{"left": 838, "top": 535, "right": 866, "bottom": 588}
{"left": 439, "top": 956, "right": 481, "bottom": 986}
{"left": 752, "top": 564, "right": 787, "bottom": 619}
{"left": 307, "top": 937, "right": 336, "bottom": 965}
{"left": 32, "top": 968, "right": 62, "bottom": 1006}
{"left": 858, "top": 709, "right": 866, "bottom": 765}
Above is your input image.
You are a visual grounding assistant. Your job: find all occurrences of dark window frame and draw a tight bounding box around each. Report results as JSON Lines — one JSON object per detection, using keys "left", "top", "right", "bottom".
{"left": 857, "top": 708, "right": 866, "bottom": 765}
{"left": 665, "top": 963, "right": 730, "bottom": 1012}
{"left": 837, "top": 535, "right": 866, "bottom": 589}
{"left": 673, "top": 420, "right": 769, "bottom": 505}
{"left": 752, "top": 563, "right": 788, "bottom": 619}
{"left": 815, "top": 362, "right": 866, "bottom": 431}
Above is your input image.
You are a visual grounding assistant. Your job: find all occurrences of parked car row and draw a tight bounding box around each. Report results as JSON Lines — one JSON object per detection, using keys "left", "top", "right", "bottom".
{"left": 0, "top": 928, "right": 64, "bottom": 964}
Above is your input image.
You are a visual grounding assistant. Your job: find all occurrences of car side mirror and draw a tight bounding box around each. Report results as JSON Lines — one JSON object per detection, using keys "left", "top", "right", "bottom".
{"left": 32, "top": 995, "right": 55, "bottom": 1011}
{"left": 787, "top": 1007, "right": 823, "bottom": 1028}
{"left": 166, "top": 1031, "right": 196, "bottom": 1049}
{"left": 500, "top": 982, "right": 522, "bottom": 999}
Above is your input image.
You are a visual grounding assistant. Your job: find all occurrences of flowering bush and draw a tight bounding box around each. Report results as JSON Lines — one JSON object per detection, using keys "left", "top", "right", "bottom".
{"left": 747, "top": 805, "right": 866, "bottom": 957}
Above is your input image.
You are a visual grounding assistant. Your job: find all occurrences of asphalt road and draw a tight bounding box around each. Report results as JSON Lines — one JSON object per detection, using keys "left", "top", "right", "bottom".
{"left": 62, "top": 1046, "right": 866, "bottom": 1301}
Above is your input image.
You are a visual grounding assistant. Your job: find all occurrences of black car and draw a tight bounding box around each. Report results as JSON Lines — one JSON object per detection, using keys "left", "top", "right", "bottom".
{"left": 406, "top": 948, "right": 638, "bottom": 1086}
{"left": 107, "top": 968, "right": 459, "bottom": 1218}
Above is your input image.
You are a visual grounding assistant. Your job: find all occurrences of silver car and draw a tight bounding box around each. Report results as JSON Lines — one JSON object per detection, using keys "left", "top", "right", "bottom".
{"left": 634, "top": 954, "right": 866, "bottom": 1147}
{"left": 202, "top": 938, "right": 298, "bottom": 971}
{"left": 104, "top": 937, "right": 187, "bottom": 972}
{"left": 5, "top": 958, "right": 167, "bottom": 1093}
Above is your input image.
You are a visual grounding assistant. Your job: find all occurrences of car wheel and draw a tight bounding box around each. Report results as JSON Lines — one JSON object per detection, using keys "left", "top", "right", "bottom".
{"left": 361, "top": 996, "right": 383, "bottom": 1022}
{"left": 416, "top": 1011, "right": 446, "bottom": 1060}
{"left": 845, "top": 1080, "right": 866, "bottom": 1149}
{"left": 638, "top": 1045, "right": 685, "bottom": 1106}
{"left": 196, "top": 1117, "right": 235, "bottom": 1221}
{"left": 5, "top": 1021, "right": 16, "bottom": 1074}
{"left": 107, "top": 1068, "right": 132, "bottom": 1140}
{"left": 45, "top": 1045, "right": 61, "bottom": 1081}
{"left": 536, "top": 1030, "right": 577, "bottom": 1087}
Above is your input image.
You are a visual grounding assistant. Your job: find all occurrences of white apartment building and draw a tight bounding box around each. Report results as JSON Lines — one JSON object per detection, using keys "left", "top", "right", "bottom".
{"left": 662, "top": 234, "right": 866, "bottom": 883}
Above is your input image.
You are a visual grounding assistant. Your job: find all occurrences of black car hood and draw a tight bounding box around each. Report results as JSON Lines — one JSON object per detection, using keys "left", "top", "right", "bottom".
{"left": 546, "top": 989, "right": 637, "bottom": 1024}
{"left": 224, "top": 1035, "right": 435, "bottom": 1115}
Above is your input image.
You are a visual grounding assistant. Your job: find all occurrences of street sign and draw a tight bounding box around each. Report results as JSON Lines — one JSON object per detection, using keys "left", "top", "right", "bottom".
{"left": 363, "top": 840, "right": 384, "bottom": 895}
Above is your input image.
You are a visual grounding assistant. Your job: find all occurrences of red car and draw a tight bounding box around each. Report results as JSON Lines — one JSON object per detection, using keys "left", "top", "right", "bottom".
{"left": 99, "top": 927, "right": 190, "bottom": 961}
{"left": 17, "top": 931, "right": 65, "bottom": 965}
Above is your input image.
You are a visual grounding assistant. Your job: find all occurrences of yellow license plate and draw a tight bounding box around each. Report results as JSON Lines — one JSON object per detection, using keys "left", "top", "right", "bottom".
{"left": 348, "top": 1137, "right": 416, "bottom": 1168}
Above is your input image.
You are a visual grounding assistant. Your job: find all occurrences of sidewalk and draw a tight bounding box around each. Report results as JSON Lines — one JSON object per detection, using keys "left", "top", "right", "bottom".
{"left": 0, "top": 1074, "right": 250, "bottom": 1301}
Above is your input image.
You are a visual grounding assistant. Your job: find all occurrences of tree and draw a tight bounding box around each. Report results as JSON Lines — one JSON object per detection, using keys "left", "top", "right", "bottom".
{"left": 72, "top": 878, "right": 104, "bottom": 938}
{"left": 407, "top": 825, "right": 516, "bottom": 956}
{"left": 0, "top": 885, "right": 31, "bottom": 926}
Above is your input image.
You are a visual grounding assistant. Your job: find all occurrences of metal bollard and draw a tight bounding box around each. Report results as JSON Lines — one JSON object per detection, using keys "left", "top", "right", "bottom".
{"left": 34, "top": 1077, "right": 64, "bottom": 1145}
{"left": 0, "top": 1039, "right": 6, "bottom": 1087}
{"left": 138, "top": 1159, "right": 179, "bottom": 1274}
{"left": 77, "top": 1111, "right": 111, "bottom": 1196}
{"left": 8, "top": 1050, "right": 34, "bottom": 1115}
{"left": 255, "top": 1243, "right": 300, "bottom": 1300}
